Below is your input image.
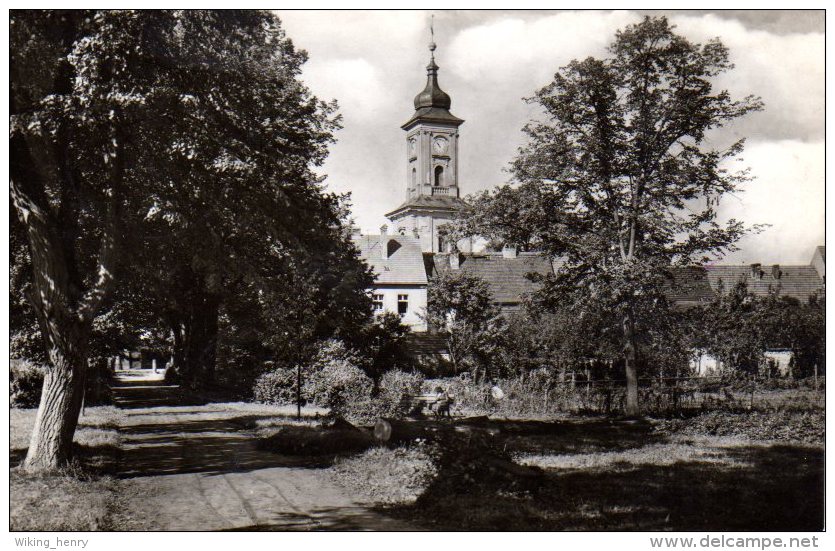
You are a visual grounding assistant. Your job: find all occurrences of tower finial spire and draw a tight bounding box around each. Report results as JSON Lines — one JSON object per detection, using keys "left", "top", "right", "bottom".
{"left": 429, "top": 14, "right": 436, "bottom": 61}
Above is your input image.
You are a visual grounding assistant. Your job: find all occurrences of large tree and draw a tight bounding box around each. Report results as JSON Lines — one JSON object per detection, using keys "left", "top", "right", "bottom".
{"left": 10, "top": 10, "right": 347, "bottom": 469}
{"left": 456, "top": 17, "right": 762, "bottom": 414}
{"left": 425, "top": 270, "right": 506, "bottom": 379}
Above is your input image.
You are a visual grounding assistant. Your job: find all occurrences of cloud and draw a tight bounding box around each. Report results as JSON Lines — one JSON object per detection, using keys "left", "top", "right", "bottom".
{"left": 670, "top": 14, "right": 824, "bottom": 142}
{"left": 718, "top": 140, "right": 824, "bottom": 264}
{"left": 447, "top": 11, "right": 639, "bottom": 87}
{"left": 302, "top": 58, "right": 388, "bottom": 122}
{"left": 273, "top": 10, "right": 824, "bottom": 260}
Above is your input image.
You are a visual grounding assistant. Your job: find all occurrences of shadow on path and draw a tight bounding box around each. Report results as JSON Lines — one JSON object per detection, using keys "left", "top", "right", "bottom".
{"left": 110, "top": 373, "right": 412, "bottom": 531}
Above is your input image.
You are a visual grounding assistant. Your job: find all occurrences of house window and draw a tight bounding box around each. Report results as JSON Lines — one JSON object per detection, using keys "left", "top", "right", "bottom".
{"left": 397, "top": 294, "right": 409, "bottom": 316}
{"left": 372, "top": 293, "right": 384, "bottom": 312}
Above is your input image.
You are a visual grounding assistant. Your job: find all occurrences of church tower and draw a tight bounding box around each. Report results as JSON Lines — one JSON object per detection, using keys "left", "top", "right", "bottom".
{"left": 386, "top": 23, "right": 469, "bottom": 253}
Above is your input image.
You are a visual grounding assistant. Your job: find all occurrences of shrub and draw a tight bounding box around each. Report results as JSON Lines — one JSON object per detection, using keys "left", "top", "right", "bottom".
{"left": 656, "top": 410, "right": 824, "bottom": 444}
{"left": 306, "top": 361, "right": 373, "bottom": 417}
{"left": 376, "top": 370, "right": 425, "bottom": 417}
{"left": 329, "top": 442, "right": 438, "bottom": 505}
{"left": 10, "top": 360, "right": 44, "bottom": 408}
{"left": 304, "top": 341, "right": 373, "bottom": 418}
{"left": 253, "top": 367, "right": 299, "bottom": 405}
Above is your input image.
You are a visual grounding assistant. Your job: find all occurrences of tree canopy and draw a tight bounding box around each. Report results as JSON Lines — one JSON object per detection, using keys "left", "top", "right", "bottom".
{"left": 450, "top": 17, "right": 763, "bottom": 413}
{"left": 10, "top": 10, "right": 371, "bottom": 469}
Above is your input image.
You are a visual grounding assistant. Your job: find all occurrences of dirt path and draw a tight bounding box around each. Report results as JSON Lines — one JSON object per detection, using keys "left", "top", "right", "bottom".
{"left": 109, "top": 372, "right": 410, "bottom": 531}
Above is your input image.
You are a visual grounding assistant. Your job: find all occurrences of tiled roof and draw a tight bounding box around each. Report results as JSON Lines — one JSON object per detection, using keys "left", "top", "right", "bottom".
{"left": 404, "top": 332, "right": 449, "bottom": 356}
{"left": 385, "top": 194, "right": 469, "bottom": 218}
{"left": 702, "top": 264, "right": 824, "bottom": 303}
{"left": 425, "top": 250, "right": 824, "bottom": 308}
{"left": 664, "top": 267, "right": 716, "bottom": 306}
{"left": 352, "top": 234, "right": 428, "bottom": 285}
{"left": 432, "top": 252, "right": 554, "bottom": 304}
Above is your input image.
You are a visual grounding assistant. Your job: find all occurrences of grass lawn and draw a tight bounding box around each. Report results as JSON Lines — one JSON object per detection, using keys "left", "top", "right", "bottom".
{"left": 10, "top": 383, "right": 824, "bottom": 532}
{"left": 328, "top": 413, "right": 824, "bottom": 531}
{"left": 10, "top": 406, "right": 123, "bottom": 531}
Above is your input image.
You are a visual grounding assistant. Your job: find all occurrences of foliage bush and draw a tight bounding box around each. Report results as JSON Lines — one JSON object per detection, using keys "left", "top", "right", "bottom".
{"left": 10, "top": 360, "right": 45, "bottom": 408}
{"left": 303, "top": 340, "right": 373, "bottom": 418}
{"left": 424, "top": 370, "right": 826, "bottom": 418}
{"left": 375, "top": 370, "right": 425, "bottom": 417}
{"left": 11, "top": 358, "right": 113, "bottom": 409}
{"left": 252, "top": 366, "right": 299, "bottom": 405}
{"left": 329, "top": 442, "right": 438, "bottom": 505}
{"left": 656, "top": 410, "right": 824, "bottom": 444}
{"left": 426, "top": 372, "right": 624, "bottom": 417}
{"left": 307, "top": 361, "right": 372, "bottom": 418}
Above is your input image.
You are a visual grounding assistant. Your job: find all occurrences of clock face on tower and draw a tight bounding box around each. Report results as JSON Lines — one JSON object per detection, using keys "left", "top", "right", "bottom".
{"left": 432, "top": 136, "right": 449, "bottom": 155}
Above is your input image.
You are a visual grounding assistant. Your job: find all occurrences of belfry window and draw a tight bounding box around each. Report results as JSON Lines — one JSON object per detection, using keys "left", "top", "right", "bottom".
{"left": 434, "top": 165, "right": 444, "bottom": 187}
{"left": 411, "top": 167, "right": 417, "bottom": 187}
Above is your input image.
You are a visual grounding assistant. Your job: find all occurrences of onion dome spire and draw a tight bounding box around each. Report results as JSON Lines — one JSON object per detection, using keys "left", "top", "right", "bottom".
{"left": 413, "top": 15, "right": 452, "bottom": 110}
{"left": 402, "top": 15, "right": 463, "bottom": 129}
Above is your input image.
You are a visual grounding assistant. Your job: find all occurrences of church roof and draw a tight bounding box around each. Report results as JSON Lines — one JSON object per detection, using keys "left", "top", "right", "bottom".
{"left": 401, "top": 107, "right": 464, "bottom": 129}
{"left": 352, "top": 234, "right": 428, "bottom": 285}
{"left": 385, "top": 194, "right": 469, "bottom": 219}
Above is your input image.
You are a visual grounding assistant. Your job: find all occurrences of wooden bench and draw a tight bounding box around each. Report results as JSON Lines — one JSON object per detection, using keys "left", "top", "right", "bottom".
{"left": 400, "top": 393, "right": 454, "bottom": 418}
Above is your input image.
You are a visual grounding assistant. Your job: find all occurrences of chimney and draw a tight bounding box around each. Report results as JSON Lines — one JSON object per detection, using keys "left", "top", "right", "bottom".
{"left": 380, "top": 226, "right": 390, "bottom": 260}
{"left": 771, "top": 264, "right": 782, "bottom": 279}
{"left": 750, "top": 263, "right": 762, "bottom": 279}
{"left": 502, "top": 245, "right": 518, "bottom": 259}
{"left": 449, "top": 252, "right": 460, "bottom": 270}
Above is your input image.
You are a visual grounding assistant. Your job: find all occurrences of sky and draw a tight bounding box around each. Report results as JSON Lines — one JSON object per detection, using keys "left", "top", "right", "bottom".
{"left": 276, "top": 10, "right": 824, "bottom": 265}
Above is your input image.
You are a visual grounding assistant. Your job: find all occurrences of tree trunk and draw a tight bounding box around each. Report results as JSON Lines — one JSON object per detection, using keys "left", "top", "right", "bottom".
{"left": 179, "top": 291, "right": 221, "bottom": 388}
{"left": 12, "top": 138, "right": 119, "bottom": 471}
{"left": 623, "top": 313, "right": 639, "bottom": 416}
{"left": 25, "top": 338, "right": 88, "bottom": 471}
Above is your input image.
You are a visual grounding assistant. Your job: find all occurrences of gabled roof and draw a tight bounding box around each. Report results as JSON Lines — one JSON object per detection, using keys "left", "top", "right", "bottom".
{"left": 432, "top": 252, "right": 554, "bottom": 304}
{"left": 424, "top": 249, "right": 825, "bottom": 308}
{"left": 352, "top": 234, "right": 428, "bottom": 285}
{"left": 663, "top": 266, "right": 716, "bottom": 307}
{"left": 385, "top": 194, "right": 469, "bottom": 219}
{"left": 702, "top": 264, "right": 824, "bottom": 303}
